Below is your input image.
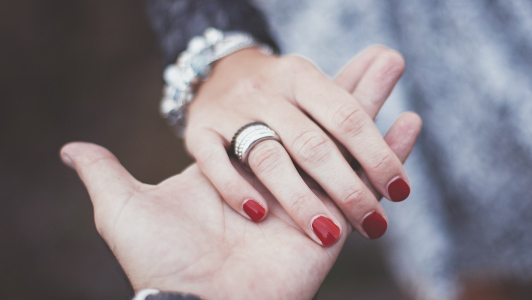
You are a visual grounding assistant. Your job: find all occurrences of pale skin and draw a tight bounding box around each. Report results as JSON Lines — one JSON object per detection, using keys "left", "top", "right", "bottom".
{"left": 186, "top": 45, "right": 417, "bottom": 244}
{"left": 60, "top": 50, "right": 421, "bottom": 299}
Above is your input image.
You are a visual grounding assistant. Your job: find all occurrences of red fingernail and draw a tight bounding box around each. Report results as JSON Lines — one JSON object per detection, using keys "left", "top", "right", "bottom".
{"left": 387, "top": 177, "right": 410, "bottom": 202}
{"left": 243, "top": 200, "right": 265, "bottom": 222}
{"left": 362, "top": 211, "right": 388, "bottom": 239}
{"left": 312, "top": 216, "right": 340, "bottom": 246}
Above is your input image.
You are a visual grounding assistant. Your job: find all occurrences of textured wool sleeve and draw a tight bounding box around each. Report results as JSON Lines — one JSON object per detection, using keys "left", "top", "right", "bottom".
{"left": 146, "top": 0, "right": 279, "bottom": 65}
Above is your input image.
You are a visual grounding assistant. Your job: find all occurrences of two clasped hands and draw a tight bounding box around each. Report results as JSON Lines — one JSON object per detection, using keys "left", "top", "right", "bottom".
{"left": 60, "top": 46, "right": 422, "bottom": 299}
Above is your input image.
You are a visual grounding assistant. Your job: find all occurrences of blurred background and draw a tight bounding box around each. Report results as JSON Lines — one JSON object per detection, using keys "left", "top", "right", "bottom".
{"left": 0, "top": 0, "right": 404, "bottom": 299}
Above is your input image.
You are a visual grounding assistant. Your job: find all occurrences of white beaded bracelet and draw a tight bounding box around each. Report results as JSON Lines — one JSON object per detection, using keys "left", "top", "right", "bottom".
{"left": 159, "top": 27, "right": 273, "bottom": 137}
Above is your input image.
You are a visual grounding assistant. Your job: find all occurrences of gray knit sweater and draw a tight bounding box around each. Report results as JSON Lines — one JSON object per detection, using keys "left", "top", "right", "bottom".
{"left": 251, "top": 0, "right": 532, "bottom": 299}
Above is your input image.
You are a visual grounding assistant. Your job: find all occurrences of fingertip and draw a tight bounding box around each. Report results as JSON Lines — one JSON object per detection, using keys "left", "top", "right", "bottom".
{"left": 243, "top": 199, "right": 268, "bottom": 222}
{"left": 372, "top": 49, "right": 406, "bottom": 82}
{"left": 60, "top": 142, "right": 92, "bottom": 170}
{"left": 361, "top": 211, "right": 388, "bottom": 239}
{"left": 405, "top": 111, "right": 423, "bottom": 131}
{"left": 334, "top": 45, "right": 391, "bottom": 91}
{"left": 382, "top": 48, "right": 406, "bottom": 71}
{"left": 311, "top": 215, "right": 341, "bottom": 246}
{"left": 363, "top": 44, "right": 390, "bottom": 54}
{"left": 385, "top": 113, "right": 423, "bottom": 153}
{"left": 60, "top": 142, "right": 113, "bottom": 162}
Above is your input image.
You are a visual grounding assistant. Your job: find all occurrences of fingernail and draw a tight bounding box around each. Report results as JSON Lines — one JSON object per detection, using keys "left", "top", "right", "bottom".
{"left": 311, "top": 216, "right": 340, "bottom": 246}
{"left": 387, "top": 177, "right": 410, "bottom": 202}
{"left": 61, "top": 153, "right": 76, "bottom": 170}
{"left": 243, "top": 200, "right": 265, "bottom": 222}
{"left": 362, "top": 211, "right": 388, "bottom": 239}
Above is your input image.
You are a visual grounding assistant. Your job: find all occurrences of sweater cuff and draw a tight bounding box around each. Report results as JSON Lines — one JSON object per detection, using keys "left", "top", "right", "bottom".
{"left": 146, "top": 0, "right": 279, "bottom": 65}
{"left": 133, "top": 289, "right": 203, "bottom": 300}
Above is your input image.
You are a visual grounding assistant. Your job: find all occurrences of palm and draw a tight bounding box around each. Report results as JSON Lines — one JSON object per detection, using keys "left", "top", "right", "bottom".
{"left": 105, "top": 162, "right": 349, "bottom": 300}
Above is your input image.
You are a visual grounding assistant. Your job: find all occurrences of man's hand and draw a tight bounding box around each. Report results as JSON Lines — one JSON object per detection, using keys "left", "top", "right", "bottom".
{"left": 61, "top": 142, "right": 349, "bottom": 300}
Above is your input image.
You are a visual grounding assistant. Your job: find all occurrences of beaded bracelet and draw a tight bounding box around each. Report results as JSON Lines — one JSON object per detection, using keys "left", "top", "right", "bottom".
{"left": 159, "top": 27, "right": 273, "bottom": 137}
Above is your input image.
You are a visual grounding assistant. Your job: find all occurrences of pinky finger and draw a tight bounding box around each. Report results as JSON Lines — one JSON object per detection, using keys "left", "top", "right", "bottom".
{"left": 186, "top": 128, "right": 269, "bottom": 222}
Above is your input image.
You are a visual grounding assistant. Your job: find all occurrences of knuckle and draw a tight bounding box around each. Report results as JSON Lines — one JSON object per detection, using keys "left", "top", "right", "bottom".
{"left": 218, "top": 178, "right": 240, "bottom": 198}
{"left": 292, "top": 130, "right": 333, "bottom": 165}
{"left": 225, "top": 75, "right": 278, "bottom": 107}
{"left": 339, "top": 187, "right": 366, "bottom": 209}
{"left": 288, "top": 193, "right": 311, "bottom": 214}
{"left": 366, "top": 150, "right": 395, "bottom": 173}
{"left": 277, "top": 56, "right": 317, "bottom": 77}
{"left": 248, "top": 141, "right": 285, "bottom": 175}
{"left": 230, "top": 75, "right": 267, "bottom": 96}
{"left": 195, "top": 144, "right": 223, "bottom": 169}
{"left": 330, "top": 104, "right": 367, "bottom": 135}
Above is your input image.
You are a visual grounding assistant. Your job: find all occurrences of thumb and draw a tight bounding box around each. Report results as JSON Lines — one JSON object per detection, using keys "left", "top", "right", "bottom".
{"left": 60, "top": 142, "right": 140, "bottom": 215}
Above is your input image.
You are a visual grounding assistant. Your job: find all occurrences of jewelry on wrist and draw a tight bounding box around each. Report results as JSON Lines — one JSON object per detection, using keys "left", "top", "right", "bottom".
{"left": 159, "top": 27, "right": 273, "bottom": 137}
{"left": 132, "top": 289, "right": 160, "bottom": 300}
{"left": 132, "top": 289, "right": 202, "bottom": 300}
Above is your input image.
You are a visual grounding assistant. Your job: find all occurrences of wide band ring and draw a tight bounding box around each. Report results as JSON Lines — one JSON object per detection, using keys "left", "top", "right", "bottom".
{"left": 231, "top": 122, "right": 282, "bottom": 170}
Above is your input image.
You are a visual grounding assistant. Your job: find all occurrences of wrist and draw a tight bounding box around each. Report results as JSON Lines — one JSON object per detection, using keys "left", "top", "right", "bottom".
{"left": 196, "top": 48, "right": 278, "bottom": 97}
{"left": 133, "top": 289, "right": 202, "bottom": 300}
{"left": 213, "top": 47, "right": 276, "bottom": 77}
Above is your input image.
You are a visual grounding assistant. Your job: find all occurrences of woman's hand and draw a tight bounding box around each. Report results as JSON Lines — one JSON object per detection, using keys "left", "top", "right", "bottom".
{"left": 59, "top": 117, "right": 419, "bottom": 299}
{"left": 185, "top": 45, "right": 421, "bottom": 244}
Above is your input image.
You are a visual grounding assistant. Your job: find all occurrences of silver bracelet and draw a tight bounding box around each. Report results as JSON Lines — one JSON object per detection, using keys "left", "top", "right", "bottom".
{"left": 159, "top": 28, "right": 273, "bottom": 137}
{"left": 132, "top": 289, "right": 160, "bottom": 300}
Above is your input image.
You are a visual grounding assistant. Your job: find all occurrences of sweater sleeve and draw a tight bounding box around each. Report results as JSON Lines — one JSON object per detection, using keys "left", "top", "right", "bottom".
{"left": 146, "top": 0, "right": 279, "bottom": 65}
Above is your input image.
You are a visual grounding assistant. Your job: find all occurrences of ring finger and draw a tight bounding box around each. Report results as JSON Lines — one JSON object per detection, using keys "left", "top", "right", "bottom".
{"left": 221, "top": 121, "right": 343, "bottom": 246}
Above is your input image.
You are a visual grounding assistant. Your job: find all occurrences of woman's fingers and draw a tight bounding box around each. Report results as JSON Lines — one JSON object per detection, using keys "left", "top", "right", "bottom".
{"left": 187, "top": 122, "right": 342, "bottom": 245}
{"left": 262, "top": 103, "right": 388, "bottom": 239}
{"left": 186, "top": 127, "right": 269, "bottom": 222}
{"left": 246, "top": 140, "right": 342, "bottom": 246}
{"left": 205, "top": 116, "right": 343, "bottom": 246}
{"left": 293, "top": 67, "right": 411, "bottom": 203}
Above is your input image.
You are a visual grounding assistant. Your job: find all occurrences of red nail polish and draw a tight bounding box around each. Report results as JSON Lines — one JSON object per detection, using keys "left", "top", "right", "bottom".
{"left": 243, "top": 200, "right": 265, "bottom": 222}
{"left": 388, "top": 177, "right": 410, "bottom": 202}
{"left": 312, "top": 216, "right": 340, "bottom": 246}
{"left": 362, "top": 212, "right": 388, "bottom": 239}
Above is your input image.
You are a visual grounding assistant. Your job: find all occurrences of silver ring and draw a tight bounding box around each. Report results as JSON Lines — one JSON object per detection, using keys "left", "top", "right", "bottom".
{"left": 232, "top": 122, "right": 281, "bottom": 170}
